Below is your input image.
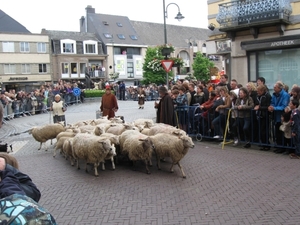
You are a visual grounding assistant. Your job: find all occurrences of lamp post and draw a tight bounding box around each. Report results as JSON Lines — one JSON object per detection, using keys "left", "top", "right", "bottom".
{"left": 163, "top": 0, "right": 184, "bottom": 89}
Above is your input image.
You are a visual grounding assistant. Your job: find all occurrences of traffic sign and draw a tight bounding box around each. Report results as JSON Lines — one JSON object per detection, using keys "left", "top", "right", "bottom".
{"left": 161, "top": 60, "right": 174, "bottom": 73}
{"left": 73, "top": 87, "right": 81, "bottom": 97}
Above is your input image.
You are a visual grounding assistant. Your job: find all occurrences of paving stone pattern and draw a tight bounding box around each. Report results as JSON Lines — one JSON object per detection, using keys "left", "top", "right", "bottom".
{"left": 1, "top": 100, "right": 300, "bottom": 225}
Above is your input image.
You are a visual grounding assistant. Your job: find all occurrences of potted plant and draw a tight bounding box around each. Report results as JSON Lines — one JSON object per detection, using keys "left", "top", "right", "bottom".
{"left": 157, "top": 44, "right": 175, "bottom": 56}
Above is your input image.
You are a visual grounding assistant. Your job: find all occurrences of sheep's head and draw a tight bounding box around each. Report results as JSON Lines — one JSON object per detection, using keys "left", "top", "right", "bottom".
{"left": 139, "top": 137, "right": 155, "bottom": 152}
{"left": 144, "top": 121, "right": 154, "bottom": 128}
{"left": 172, "top": 129, "right": 187, "bottom": 137}
{"left": 180, "top": 136, "right": 195, "bottom": 149}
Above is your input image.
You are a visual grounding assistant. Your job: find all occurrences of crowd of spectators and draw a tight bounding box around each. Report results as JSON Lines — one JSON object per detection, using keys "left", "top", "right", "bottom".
{"left": 0, "top": 79, "right": 86, "bottom": 120}
{"left": 167, "top": 76, "right": 300, "bottom": 159}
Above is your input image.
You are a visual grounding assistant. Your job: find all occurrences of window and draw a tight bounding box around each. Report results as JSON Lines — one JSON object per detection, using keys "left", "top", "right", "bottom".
{"left": 2, "top": 42, "right": 14, "bottom": 52}
{"left": 63, "top": 43, "right": 74, "bottom": 53}
{"left": 127, "top": 62, "right": 134, "bottom": 78}
{"left": 117, "top": 34, "right": 125, "bottom": 40}
{"left": 60, "top": 39, "right": 76, "bottom": 54}
{"left": 116, "top": 22, "right": 123, "bottom": 27}
{"left": 20, "top": 42, "right": 30, "bottom": 52}
{"left": 21, "top": 64, "right": 31, "bottom": 74}
{"left": 39, "top": 64, "right": 47, "bottom": 73}
{"left": 129, "top": 35, "right": 138, "bottom": 40}
{"left": 62, "top": 63, "right": 69, "bottom": 74}
{"left": 85, "top": 44, "right": 96, "bottom": 54}
{"left": 4, "top": 64, "right": 16, "bottom": 74}
{"left": 103, "top": 33, "right": 113, "bottom": 39}
{"left": 71, "top": 63, "right": 77, "bottom": 74}
{"left": 37, "top": 43, "right": 46, "bottom": 53}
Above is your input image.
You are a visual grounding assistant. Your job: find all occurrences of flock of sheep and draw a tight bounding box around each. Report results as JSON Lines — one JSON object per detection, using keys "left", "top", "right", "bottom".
{"left": 29, "top": 117, "right": 195, "bottom": 178}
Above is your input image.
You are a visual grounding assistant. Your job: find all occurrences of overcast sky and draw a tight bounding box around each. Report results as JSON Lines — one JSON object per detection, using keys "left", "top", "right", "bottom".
{"left": 1, "top": 0, "right": 208, "bottom": 34}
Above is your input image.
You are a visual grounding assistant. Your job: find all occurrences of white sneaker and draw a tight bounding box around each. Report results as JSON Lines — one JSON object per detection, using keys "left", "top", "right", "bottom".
{"left": 213, "top": 135, "right": 220, "bottom": 139}
{"left": 233, "top": 139, "right": 239, "bottom": 146}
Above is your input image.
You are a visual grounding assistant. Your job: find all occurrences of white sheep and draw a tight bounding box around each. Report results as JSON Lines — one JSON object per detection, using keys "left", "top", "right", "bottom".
{"left": 78, "top": 124, "right": 96, "bottom": 133}
{"left": 72, "top": 133, "right": 116, "bottom": 176}
{"left": 98, "top": 133, "right": 120, "bottom": 170}
{"left": 150, "top": 133, "right": 194, "bottom": 178}
{"left": 56, "top": 131, "right": 78, "bottom": 141}
{"left": 62, "top": 138, "right": 75, "bottom": 166}
{"left": 53, "top": 136, "right": 71, "bottom": 157}
{"left": 133, "top": 118, "right": 154, "bottom": 127}
{"left": 148, "top": 123, "right": 187, "bottom": 137}
{"left": 122, "top": 133, "right": 155, "bottom": 174}
{"left": 29, "top": 123, "right": 65, "bottom": 151}
{"left": 119, "top": 130, "right": 141, "bottom": 151}
{"left": 106, "top": 123, "right": 137, "bottom": 135}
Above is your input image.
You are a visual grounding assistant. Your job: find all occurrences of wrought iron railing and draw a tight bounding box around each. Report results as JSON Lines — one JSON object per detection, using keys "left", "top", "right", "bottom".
{"left": 216, "top": 0, "right": 292, "bottom": 29}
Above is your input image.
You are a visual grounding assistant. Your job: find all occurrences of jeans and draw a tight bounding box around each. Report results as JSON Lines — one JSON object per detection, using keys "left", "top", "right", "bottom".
{"left": 233, "top": 117, "right": 251, "bottom": 142}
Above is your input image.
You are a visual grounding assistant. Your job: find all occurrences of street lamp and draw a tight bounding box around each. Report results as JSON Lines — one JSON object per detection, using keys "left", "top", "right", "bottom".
{"left": 163, "top": 0, "right": 184, "bottom": 88}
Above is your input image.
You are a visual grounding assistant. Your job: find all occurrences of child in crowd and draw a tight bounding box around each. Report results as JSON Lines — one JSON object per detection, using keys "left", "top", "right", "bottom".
{"left": 289, "top": 99, "right": 300, "bottom": 159}
{"left": 279, "top": 112, "right": 292, "bottom": 154}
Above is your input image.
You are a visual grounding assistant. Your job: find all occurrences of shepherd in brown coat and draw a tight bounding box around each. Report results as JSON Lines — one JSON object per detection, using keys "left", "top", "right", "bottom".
{"left": 137, "top": 87, "right": 146, "bottom": 109}
{"left": 100, "top": 86, "right": 119, "bottom": 119}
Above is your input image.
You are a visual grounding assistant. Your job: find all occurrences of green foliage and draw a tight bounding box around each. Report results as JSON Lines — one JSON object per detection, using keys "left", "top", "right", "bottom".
{"left": 142, "top": 47, "right": 175, "bottom": 85}
{"left": 84, "top": 89, "right": 114, "bottom": 98}
{"left": 192, "top": 52, "right": 214, "bottom": 82}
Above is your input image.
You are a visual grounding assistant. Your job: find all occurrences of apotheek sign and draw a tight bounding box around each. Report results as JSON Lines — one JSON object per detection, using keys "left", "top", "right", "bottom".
{"left": 9, "top": 77, "right": 28, "bottom": 81}
{"left": 241, "top": 36, "right": 300, "bottom": 51}
{"left": 270, "top": 40, "right": 295, "bottom": 47}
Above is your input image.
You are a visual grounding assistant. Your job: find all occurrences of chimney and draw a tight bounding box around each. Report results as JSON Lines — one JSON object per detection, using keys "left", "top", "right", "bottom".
{"left": 80, "top": 16, "right": 85, "bottom": 32}
{"left": 86, "top": 5, "right": 95, "bottom": 14}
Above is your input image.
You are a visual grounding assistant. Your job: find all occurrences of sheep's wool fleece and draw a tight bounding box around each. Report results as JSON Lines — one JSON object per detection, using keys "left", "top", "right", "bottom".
{"left": 72, "top": 134, "right": 112, "bottom": 163}
{"left": 32, "top": 124, "right": 65, "bottom": 142}
{"left": 151, "top": 133, "right": 192, "bottom": 161}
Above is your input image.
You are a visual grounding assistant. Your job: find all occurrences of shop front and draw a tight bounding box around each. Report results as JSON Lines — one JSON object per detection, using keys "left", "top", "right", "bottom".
{"left": 241, "top": 35, "right": 300, "bottom": 91}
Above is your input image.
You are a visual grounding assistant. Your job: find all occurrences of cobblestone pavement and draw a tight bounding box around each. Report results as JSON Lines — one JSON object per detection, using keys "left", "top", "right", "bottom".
{"left": 1, "top": 99, "right": 300, "bottom": 225}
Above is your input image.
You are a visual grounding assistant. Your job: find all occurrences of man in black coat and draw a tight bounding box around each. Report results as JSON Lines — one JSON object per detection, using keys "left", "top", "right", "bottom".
{"left": 154, "top": 86, "right": 174, "bottom": 126}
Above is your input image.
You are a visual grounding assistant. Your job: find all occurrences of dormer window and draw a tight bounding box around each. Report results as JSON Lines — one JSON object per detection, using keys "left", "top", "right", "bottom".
{"left": 61, "top": 39, "right": 76, "bottom": 54}
{"left": 103, "top": 33, "right": 112, "bottom": 39}
{"left": 117, "top": 34, "right": 125, "bottom": 40}
{"left": 83, "top": 40, "right": 98, "bottom": 54}
{"left": 116, "top": 22, "right": 123, "bottom": 27}
{"left": 129, "top": 35, "right": 138, "bottom": 40}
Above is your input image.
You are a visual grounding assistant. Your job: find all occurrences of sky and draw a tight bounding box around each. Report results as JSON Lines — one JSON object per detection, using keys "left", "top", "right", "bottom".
{"left": 1, "top": 0, "right": 208, "bottom": 34}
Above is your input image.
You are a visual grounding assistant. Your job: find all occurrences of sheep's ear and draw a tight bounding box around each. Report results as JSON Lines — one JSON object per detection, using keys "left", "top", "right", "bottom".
{"left": 172, "top": 130, "right": 180, "bottom": 135}
{"left": 138, "top": 138, "right": 147, "bottom": 141}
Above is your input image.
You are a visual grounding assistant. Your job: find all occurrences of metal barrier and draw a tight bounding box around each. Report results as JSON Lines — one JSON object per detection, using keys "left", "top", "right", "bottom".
{"left": 174, "top": 106, "right": 295, "bottom": 151}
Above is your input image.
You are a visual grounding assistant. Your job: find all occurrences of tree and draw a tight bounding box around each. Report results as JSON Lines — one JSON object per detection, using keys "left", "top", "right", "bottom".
{"left": 142, "top": 47, "right": 167, "bottom": 85}
{"left": 192, "top": 52, "right": 214, "bottom": 82}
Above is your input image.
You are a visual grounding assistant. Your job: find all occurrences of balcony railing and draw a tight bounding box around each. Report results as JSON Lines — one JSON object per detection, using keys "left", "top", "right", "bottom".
{"left": 216, "top": 0, "right": 292, "bottom": 31}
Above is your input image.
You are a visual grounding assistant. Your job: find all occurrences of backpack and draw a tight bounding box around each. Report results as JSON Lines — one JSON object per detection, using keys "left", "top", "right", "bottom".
{"left": 0, "top": 194, "right": 57, "bottom": 225}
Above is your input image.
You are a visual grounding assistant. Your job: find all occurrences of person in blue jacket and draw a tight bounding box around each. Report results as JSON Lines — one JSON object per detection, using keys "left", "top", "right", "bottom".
{"left": 268, "top": 81, "right": 290, "bottom": 151}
